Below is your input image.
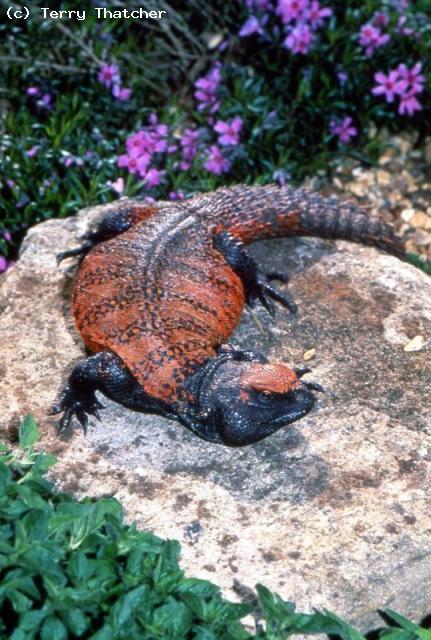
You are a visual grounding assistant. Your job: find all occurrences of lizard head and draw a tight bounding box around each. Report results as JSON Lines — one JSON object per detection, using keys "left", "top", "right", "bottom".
{"left": 187, "top": 350, "right": 320, "bottom": 446}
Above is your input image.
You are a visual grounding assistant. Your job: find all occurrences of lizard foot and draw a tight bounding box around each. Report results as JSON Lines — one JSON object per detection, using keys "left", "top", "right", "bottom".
{"left": 214, "top": 231, "right": 296, "bottom": 317}
{"left": 49, "top": 385, "right": 105, "bottom": 434}
{"left": 56, "top": 240, "right": 94, "bottom": 265}
{"left": 247, "top": 271, "right": 297, "bottom": 316}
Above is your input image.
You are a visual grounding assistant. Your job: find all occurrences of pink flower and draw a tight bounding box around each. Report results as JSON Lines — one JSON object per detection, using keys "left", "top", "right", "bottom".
{"left": 214, "top": 117, "right": 243, "bottom": 146}
{"left": 239, "top": 15, "right": 264, "bottom": 37}
{"left": 98, "top": 63, "right": 120, "bottom": 88}
{"left": 112, "top": 85, "right": 132, "bottom": 101}
{"left": 203, "top": 145, "right": 231, "bottom": 175}
{"left": 399, "top": 91, "right": 422, "bottom": 116}
{"left": 397, "top": 63, "right": 425, "bottom": 94}
{"left": 143, "top": 168, "right": 165, "bottom": 187}
{"left": 330, "top": 117, "right": 357, "bottom": 144}
{"left": 306, "top": 1, "right": 332, "bottom": 29}
{"left": 0, "top": 256, "right": 8, "bottom": 273}
{"left": 371, "top": 70, "right": 408, "bottom": 103}
{"left": 118, "top": 154, "right": 150, "bottom": 176}
{"left": 276, "top": 0, "right": 308, "bottom": 24}
{"left": 106, "top": 177, "right": 125, "bottom": 194}
{"left": 26, "top": 87, "right": 39, "bottom": 96}
{"left": 284, "top": 23, "right": 314, "bottom": 55}
{"left": 26, "top": 146, "right": 39, "bottom": 158}
{"left": 3, "top": 231, "right": 12, "bottom": 243}
{"left": 359, "top": 24, "right": 390, "bottom": 56}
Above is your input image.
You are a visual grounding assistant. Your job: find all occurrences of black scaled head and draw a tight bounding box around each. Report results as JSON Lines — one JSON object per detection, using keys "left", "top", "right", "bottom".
{"left": 187, "top": 350, "right": 318, "bottom": 447}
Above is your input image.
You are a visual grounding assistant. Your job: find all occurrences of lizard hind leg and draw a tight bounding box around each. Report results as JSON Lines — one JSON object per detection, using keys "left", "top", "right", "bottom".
{"left": 214, "top": 231, "right": 297, "bottom": 316}
{"left": 56, "top": 202, "right": 157, "bottom": 264}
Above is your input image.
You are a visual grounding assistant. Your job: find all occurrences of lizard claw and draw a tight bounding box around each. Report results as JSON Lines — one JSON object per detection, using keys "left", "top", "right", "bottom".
{"left": 50, "top": 385, "right": 103, "bottom": 434}
{"left": 248, "top": 275, "right": 297, "bottom": 316}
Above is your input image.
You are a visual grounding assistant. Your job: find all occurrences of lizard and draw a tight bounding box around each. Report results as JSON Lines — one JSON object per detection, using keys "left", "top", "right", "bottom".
{"left": 51, "top": 183, "right": 405, "bottom": 446}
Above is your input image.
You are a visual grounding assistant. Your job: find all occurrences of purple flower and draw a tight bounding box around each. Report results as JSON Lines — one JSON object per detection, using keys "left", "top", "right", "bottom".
{"left": 276, "top": 0, "right": 308, "bottom": 24}
{"left": 112, "top": 85, "right": 132, "bottom": 101}
{"left": 337, "top": 70, "right": 348, "bottom": 85}
{"left": 194, "top": 65, "right": 222, "bottom": 113}
{"left": 330, "top": 117, "right": 357, "bottom": 144}
{"left": 98, "top": 63, "right": 120, "bottom": 88}
{"left": 180, "top": 128, "right": 200, "bottom": 161}
{"left": 26, "top": 87, "right": 39, "bottom": 96}
{"left": 395, "top": 15, "right": 414, "bottom": 36}
{"left": 359, "top": 24, "right": 390, "bottom": 56}
{"left": 3, "top": 231, "right": 12, "bottom": 243}
{"left": 169, "top": 191, "right": 185, "bottom": 200}
{"left": 38, "top": 94, "right": 52, "bottom": 108}
{"left": 6, "top": 179, "right": 15, "bottom": 189}
{"left": 239, "top": 15, "right": 264, "bottom": 37}
{"left": 284, "top": 23, "right": 314, "bottom": 55}
{"left": 106, "top": 177, "right": 125, "bottom": 194}
{"left": 397, "top": 63, "right": 425, "bottom": 94}
{"left": 214, "top": 117, "right": 243, "bottom": 146}
{"left": 143, "top": 167, "right": 166, "bottom": 187}
{"left": 371, "top": 70, "right": 408, "bottom": 103}
{"left": 0, "top": 256, "right": 8, "bottom": 274}
{"left": 203, "top": 145, "right": 231, "bottom": 175}
{"left": 246, "top": 0, "right": 272, "bottom": 9}
{"left": 306, "top": 1, "right": 332, "bottom": 29}
{"left": 273, "top": 169, "right": 289, "bottom": 186}
{"left": 399, "top": 91, "right": 422, "bottom": 116}
{"left": 372, "top": 12, "right": 389, "bottom": 27}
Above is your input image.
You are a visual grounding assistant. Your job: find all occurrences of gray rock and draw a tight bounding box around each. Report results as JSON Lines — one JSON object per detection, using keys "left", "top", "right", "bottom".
{"left": 1, "top": 200, "right": 430, "bottom": 631}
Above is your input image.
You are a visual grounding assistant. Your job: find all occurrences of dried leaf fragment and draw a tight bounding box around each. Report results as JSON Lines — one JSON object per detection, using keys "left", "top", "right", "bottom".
{"left": 303, "top": 348, "right": 316, "bottom": 361}
{"left": 403, "top": 335, "right": 426, "bottom": 352}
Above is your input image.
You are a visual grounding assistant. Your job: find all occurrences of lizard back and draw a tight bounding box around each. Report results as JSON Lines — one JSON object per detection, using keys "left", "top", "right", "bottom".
{"left": 72, "top": 206, "right": 245, "bottom": 404}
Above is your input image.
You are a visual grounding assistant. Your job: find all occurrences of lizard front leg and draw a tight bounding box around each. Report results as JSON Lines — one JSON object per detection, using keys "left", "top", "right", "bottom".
{"left": 214, "top": 231, "right": 297, "bottom": 316}
{"left": 57, "top": 202, "right": 157, "bottom": 263}
{"left": 50, "top": 351, "right": 159, "bottom": 433}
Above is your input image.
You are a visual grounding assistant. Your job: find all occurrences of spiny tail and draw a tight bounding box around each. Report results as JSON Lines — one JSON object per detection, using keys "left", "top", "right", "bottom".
{"left": 194, "top": 184, "right": 405, "bottom": 260}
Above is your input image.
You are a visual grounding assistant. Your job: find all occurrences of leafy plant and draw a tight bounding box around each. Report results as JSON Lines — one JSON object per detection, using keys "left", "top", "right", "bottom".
{"left": 0, "top": 416, "right": 430, "bottom": 638}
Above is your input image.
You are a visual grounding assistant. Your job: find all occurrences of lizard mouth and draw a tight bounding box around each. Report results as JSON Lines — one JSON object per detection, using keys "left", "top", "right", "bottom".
{"left": 272, "top": 385, "right": 316, "bottom": 425}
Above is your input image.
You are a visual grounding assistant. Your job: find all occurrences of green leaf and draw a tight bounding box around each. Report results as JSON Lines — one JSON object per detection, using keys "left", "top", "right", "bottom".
{"left": 0, "top": 464, "right": 12, "bottom": 495}
{"left": 151, "top": 598, "right": 193, "bottom": 638}
{"left": 381, "top": 610, "right": 421, "bottom": 632}
{"left": 111, "top": 585, "right": 149, "bottom": 628}
{"left": 40, "top": 616, "right": 68, "bottom": 640}
{"left": 380, "top": 610, "right": 431, "bottom": 640}
{"left": 19, "top": 415, "right": 39, "bottom": 449}
{"left": 60, "top": 607, "right": 90, "bottom": 636}
{"left": 8, "top": 588, "right": 33, "bottom": 613}
{"left": 18, "top": 609, "right": 49, "bottom": 632}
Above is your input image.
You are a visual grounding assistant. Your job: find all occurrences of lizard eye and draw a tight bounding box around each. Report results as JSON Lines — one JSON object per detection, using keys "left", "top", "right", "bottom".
{"left": 258, "top": 390, "right": 273, "bottom": 402}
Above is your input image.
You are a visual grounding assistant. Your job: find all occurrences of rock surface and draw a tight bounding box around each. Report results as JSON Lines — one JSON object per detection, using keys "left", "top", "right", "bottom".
{"left": 1, "top": 200, "right": 431, "bottom": 631}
